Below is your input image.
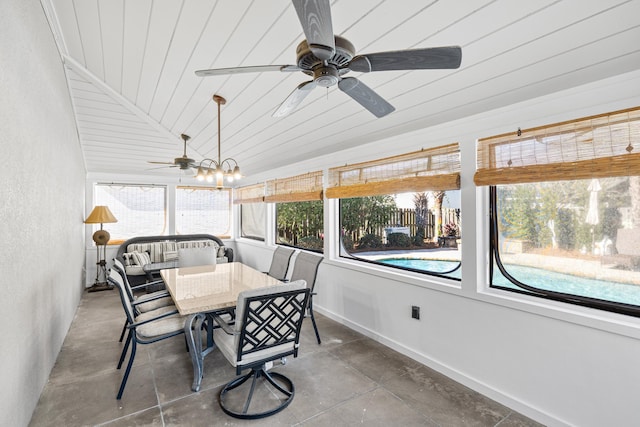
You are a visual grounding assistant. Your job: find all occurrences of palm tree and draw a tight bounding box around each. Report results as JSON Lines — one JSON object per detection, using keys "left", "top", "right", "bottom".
{"left": 413, "top": 192, "right": 429, "bottom": 244}
{"left": 431, "top": 190, "right": 445, "bottom": 239}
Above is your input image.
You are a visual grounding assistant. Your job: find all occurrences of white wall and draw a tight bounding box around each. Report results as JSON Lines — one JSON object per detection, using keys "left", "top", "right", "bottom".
{"left": 235, "top": 70, "right": 640, "bottom": 427}
{"left": 0, "top": 1, "right": 86, "bottom": 426}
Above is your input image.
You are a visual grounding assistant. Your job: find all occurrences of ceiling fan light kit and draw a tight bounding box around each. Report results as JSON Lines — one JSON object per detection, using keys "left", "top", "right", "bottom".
{"left": 195, "top": 0, "right": 462, "bottom": 118}
{"left": 195, "top": 94, "right": 242, "bottom": 189}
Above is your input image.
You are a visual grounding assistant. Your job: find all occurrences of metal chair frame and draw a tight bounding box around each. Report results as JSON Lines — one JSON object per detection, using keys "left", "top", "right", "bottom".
{"left": 266, "top": 246, "right": 295, "bottom": 280}
{"left": 107, "top": 270, "right": 184, "bottom": 400}
{"left": 111, "top": 259, "right": 172, "bottom": 342}
{"left": 288, "top": 252, "right": 323, "bottom": 344}
{"left": 213, "top": 286, "right": 310, "bottom": 419}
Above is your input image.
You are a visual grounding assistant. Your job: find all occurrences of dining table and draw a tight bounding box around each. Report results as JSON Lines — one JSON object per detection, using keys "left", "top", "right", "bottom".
{"left": 160, "top": 262, "right": 283, "bottom": 392}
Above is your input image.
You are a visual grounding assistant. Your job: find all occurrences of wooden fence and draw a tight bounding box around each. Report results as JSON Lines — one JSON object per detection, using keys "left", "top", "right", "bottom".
{"left": 347, "top": 207, "right": 461, "bottom": 243}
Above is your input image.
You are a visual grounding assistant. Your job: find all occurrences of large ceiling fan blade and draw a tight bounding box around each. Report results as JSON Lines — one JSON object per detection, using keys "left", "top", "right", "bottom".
{"left": 292, "top": 0, "right": 335, "bottom": 61}
{"left": 195, "top": 64, "right": 301, "bottom": 77}
{"left": 147, "top": 164, "right": 178, "bottom": 170}
{"left": 148, "top": 161, "right": 177, "bottom": 166}
{"left": 338, "top": 77, "right": 395, "bottom": 118}
{"left": 349, "top": 46, "right": 462, "bottom": 73}
{"left": 273, "top": 80, "right": 317, "bottom": 117}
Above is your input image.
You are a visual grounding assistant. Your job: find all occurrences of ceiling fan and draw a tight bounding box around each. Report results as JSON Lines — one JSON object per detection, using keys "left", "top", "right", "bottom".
{"left": 147, "top": 133, "right": 196, "bottom": 172}
{"left": 195, "top": 0, "right": 461, "bottom": 118}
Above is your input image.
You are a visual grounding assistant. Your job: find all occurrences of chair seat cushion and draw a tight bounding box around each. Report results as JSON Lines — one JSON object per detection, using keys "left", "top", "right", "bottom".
{"left": 135, "top": 295, "right": 174, "bottom": 312}
{"left": 136, "top": 313, "right": 185, "bottom": 338}
{"left": 125, "top": 265, "right": 145, "bottom": 276}
{"left": 135, "top": 305, "right": 177, "bottom": 322}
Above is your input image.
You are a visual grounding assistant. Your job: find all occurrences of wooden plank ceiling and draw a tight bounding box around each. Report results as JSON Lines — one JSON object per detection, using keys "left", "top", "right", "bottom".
{"left": 41, "top": 0, "right": 640, "bottom": 181}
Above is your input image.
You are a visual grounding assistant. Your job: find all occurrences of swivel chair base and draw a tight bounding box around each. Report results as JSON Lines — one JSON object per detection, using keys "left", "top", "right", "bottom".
{"left": 219, "top": 368, "right": 294, "bottom": 419}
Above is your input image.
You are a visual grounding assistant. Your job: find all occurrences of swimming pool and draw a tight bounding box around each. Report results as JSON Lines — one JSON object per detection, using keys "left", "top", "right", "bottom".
{"left": 377, "top": 257, "right": 640, "bottom": 306}
{"left": 494, "top": 264, "right": 640, "bottom": 306}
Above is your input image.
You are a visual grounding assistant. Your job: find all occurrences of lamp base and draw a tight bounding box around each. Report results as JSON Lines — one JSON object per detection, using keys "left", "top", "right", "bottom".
{"left": 87, "top": 282, "right": 114, "bottom": 293}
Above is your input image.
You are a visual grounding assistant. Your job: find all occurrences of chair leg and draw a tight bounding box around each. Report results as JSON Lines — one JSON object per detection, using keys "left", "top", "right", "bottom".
{"left": 117, "top": 340, "right": 136, "bottom": 399}
{"left": 308, "top": 298, "right": 321, "bottom": 344}
{"left": 118, "top": 319, "right": 128, "bottom": 342}
{"left": 117, "top": 330, "right": 132, "bottom": 369}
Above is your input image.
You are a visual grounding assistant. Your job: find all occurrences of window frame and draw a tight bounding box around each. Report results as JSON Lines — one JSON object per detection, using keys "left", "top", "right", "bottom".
{"left": 240, "top": 203, "right": 266, "bottom": 242}
{"left": 489, "top": 185, "right": 640, "bottom": 318}
{"left": 275, "top": 199, "right": 324, "bottom": 253}
{"left": 93, "top": 183, "right": 167, "bottom": 244}
{"left": 336, "top": 193, "right": 462, "bottom": 280}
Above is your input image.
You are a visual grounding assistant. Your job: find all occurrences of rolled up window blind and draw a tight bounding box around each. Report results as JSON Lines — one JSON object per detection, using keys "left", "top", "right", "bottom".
{"left": 233, "top": 183, "right": 265, "bottom": 204}
{"left": 474, "top": 107, "right": 640, "bottom": 186}
{"left": 265, "top": 171, "right": 323, "bottom": 203}
{"left": 325, "top": 143, "right": 460, "bottom": 199}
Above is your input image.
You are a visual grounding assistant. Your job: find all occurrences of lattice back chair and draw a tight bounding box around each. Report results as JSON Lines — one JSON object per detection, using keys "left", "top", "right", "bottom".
{"left": 289, "top": 252, "right": 323, "bottom": 344}
{"left": 112, "top": 258, "right": 174, "bottom": 342}
{"left": 212, "top": 281, "right": 310, "bottom": 419}
{"left": 107, "top": 269, "right": 185, "bottom": 400}
{"left": 266, "top": 246, "right": 295, "bottom": 280}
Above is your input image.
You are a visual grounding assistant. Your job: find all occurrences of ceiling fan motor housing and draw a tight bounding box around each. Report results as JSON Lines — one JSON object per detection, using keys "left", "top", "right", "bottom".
{"left": 296, "top": 35, "right": 355, "bottom": 73}
{"left": 313, "top": 66, "right": 339, "bottom": 87}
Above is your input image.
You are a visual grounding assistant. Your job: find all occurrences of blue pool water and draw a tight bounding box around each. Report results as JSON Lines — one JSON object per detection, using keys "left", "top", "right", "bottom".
{"left": 494, "top": 264, "right": 640, "bottom": 305}
{"left": 377, "top": 258, "right": 640, "bottom": 306}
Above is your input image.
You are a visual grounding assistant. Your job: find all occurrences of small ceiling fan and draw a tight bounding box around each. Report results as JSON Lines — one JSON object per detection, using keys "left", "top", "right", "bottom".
{"left": 147, "top": 134, "right": 196, "bottom": 172}
{"left": 195, "top": 0, "right": 461, "bottom": 118}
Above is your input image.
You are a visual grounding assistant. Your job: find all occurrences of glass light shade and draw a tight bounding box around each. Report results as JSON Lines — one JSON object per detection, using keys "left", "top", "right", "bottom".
{"left": 233, "top": 165, "right": 241, "bottom": 180}
{"left": 216, "top": 174, "right": 224, "bottom": 188}
{"left": 196, "top": 167, "right": 205, "bottom": 181}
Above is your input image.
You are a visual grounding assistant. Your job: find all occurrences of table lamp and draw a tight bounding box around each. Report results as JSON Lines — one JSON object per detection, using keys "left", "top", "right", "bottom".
{"left": 84, "top": 205, "right": 118, "bottom": 292}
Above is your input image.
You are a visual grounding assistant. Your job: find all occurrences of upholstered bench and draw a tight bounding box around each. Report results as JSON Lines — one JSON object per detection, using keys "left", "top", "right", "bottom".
{"left": 115, "top": 234, "right": 234, "bottom": 287}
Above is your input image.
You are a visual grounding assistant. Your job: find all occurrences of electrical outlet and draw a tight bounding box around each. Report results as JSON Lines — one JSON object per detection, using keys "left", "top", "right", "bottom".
{"left": 411, "top": 305, "right": 420, "bottom": 320}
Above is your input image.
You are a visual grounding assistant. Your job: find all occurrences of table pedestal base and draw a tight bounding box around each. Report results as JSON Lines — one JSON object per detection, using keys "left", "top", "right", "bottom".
{"left": 87, "top": 282, "right": 114, "bottom": 292}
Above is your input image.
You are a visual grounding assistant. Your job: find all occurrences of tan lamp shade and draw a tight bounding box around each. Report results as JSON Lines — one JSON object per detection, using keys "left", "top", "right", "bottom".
{"left": 85, "top": 206, "right": 117, "bottom": 245}
{"left": 84, "top": 206, "right": 118, "bottom": 224}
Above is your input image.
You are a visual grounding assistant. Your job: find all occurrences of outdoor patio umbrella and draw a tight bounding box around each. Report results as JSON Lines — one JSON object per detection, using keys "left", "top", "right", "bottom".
{"left": 585, "top": 178, "right": 601, "bottom": 226}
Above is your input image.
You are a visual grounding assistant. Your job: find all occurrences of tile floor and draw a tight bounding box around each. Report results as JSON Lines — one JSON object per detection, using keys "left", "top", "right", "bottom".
{"left": 29, "top": 290, "right": 544, "bottom": 426}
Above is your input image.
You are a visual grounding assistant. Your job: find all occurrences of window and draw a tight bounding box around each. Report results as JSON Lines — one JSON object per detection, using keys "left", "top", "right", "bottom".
{"left": 234, "top": 183, "right": 266, "bottom": 241}
{"left": 175, "top": 186, "right": 231, "bottom": 237}
{"left": 327, "top": 144, "right": 461, "bottom": 278}
{"left": 267, "top": 171, "right": 324, "bottom": 252}
{"left": 94, "top": 184, "right": 166, "bottom": 243}
{"left": 240, "top": 204, "right": 265, "bottom": 241}
{"left": 477, "top": 107, "right": 640, "bottom": 316}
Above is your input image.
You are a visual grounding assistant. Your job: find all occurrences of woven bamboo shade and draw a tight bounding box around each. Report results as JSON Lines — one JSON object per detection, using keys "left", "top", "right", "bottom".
{"left": 325, "top": 143, "right": 460, "bottom": 199}
{"left": 233, "top": 183, "right": 265, "bottom": 204}
{"left": 474, "top": 107, "right": 640, "bottom": 186}
{"left": 265, "top": 171, "right": 323, "bottom": 203}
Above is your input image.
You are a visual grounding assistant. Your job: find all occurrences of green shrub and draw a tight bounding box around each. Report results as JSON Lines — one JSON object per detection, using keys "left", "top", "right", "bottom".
{"left": 413, "top": 228, "right": 425, "bottom": 246}
{"left": 297, "top": 235, "right": 323, "bottom": 251}
{"left": 358, "top": 233, "right": 383, "bottom": 249}
{"left": 341, "top": 235, "right": 354, "bottom": 250}
{"left": 387, "top": 232, "right": 411, "bottom": 248}
{"left": 556, "top": 208, "right": 575, "bottom": 250}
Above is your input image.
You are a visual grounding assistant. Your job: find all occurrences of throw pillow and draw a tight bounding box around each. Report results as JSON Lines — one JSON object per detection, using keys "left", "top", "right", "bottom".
{"left": 217, "top": 246, "right": 226, "bottom": 257}
{"left": 132, "top": 251, "right": 151, "bottom": 266}
{"left": 122, "top": 252, "right": 134, "bottom": 266}
{"left": 163, "top": 250, "right": 179, "bottom": 262}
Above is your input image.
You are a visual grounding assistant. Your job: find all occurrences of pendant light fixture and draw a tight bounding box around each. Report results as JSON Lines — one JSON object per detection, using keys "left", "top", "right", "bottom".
{"left": 195, "top": 94, "right": 241, "bottom": 188}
